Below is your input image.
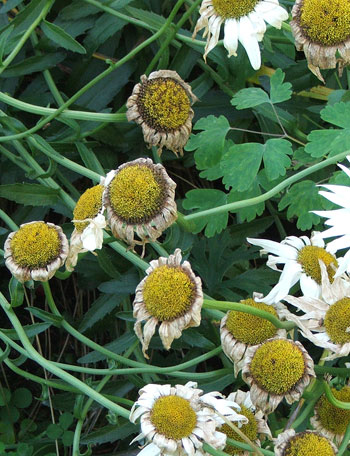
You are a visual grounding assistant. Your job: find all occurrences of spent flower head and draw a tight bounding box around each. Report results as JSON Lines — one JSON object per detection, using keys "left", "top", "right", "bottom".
{"left": 274, "top": 429, "right": 338, "bottom": 456}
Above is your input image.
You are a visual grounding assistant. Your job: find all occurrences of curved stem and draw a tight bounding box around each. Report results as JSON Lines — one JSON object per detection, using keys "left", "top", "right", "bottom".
{"left": 0, "top": 293, "right": 130, "bottom": 419}
{"left": 338, "top": 421, "right": 350, "bottom": 456}
{"left": 182, "top": 151, "right": 350, "bottom": 223}
{"left": 323, "top": 380, "right": 350, "bottom": 410}
{"left": 0, "top": 209, "right": 18, "bottom": 231}
{"left": 202, "top": 299, "right": 295, "bottom": 330}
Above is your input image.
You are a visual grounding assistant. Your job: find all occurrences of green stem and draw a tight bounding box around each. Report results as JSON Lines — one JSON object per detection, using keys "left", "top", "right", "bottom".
{"left": 0, "top": 293, "right": 130, "bottom": 419}
{"left": 338, "top": 421, "right": 350, "bottom": 456}
{"left": 314, "top": 365, "right": 350, "bottom": 376}
{"left": 0, "top": 0, "right": 190, "bottom": 143}
{"left": 323, "top": 380, "right": 350, "bottom": 410}
{"left": 290, "top": 397, "right": 320, "bottom": 429}
{"left": 182, "top": 151, "right": 349, "bottom": 223}
{"left": 202, "top": 298, "right": 295, "bottom": 330}
{"left": 0, "top": 92, "right": 127, "bottom": 123}
{"left": 0, "top": 0, "right": 54, "bottom": 75}
{"left": 0, "top": 209, "right": 18, "bottom": 231}
{"left": 108, "top": 240, "right": 149, "bottom": 271}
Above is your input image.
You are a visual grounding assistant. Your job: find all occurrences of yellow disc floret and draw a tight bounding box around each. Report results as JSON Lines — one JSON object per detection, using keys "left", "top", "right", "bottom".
{"left": 137, "top": 78, "right": 190, "bottom": 131}
{"left": 299, "top": 0, "right": 350, "bottom": 46}
{"left": 250, "top": 340, "right": 305, "bottom": 395}
{"left": 284, "top": 431, "right": 335, "bottom": 456}
{"left": 151, "top": 395, "right": 197, "bottom": 439}
{"left": 143, "top": 265, "right": 194, "bottom": 321}
{"left": 212, "top": 0, "right": 259, "bottom": 19}
{"left": 316, "top": 386, "right": 350, "bottom": 435}
{"left": 222, "top": 405, "right": 258, "bottom": 455}
{"left": 226, "top": 299, "right": 278, "bottom": 345}
{"left": 10, "top": 222, "right": 61, "bottom": 269}
{"left": 109, "top": 165, "right": 164, "bottom": 223}
{"left": 297, "top": 246, "right": 337, "bottom": 284}
{"left": 73, "top": 185, "right": 104, "bottom": 232}
{"left": 324, "top": 298, "right": 350, "bottom": 344}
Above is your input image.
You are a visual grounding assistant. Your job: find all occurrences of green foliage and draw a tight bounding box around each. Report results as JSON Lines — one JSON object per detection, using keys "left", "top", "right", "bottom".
{"left": 41, "top": 20, "right": 86, "bottom": 54}
{"left": 0, "top": 184, "right": 59, "bottom": 206}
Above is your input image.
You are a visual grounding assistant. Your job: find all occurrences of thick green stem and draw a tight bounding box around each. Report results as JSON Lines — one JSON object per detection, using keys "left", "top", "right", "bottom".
{"left": 182, "top": 151, "right": 350, "bottom": 224}
{"left": 203, "top": 299, "right": 295, "bottom": 330}
{"left": 338, "top": 421, "right": 350, "bottom": 456}
{"left": 323, "top": 380, "right": 350, "bottom": 410}
{"left": 314, "top": 365, "right": 350, "bottom": 376}
{"left": 0, "top": 209, "right": 18, "bottom": 231}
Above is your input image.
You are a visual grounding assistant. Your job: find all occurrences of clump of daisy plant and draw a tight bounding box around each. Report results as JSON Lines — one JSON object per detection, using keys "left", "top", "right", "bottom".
{"left": 220, "top": 292, "right": 287, "bottom": 375}
{"left": 133, "top": 249, "right": 203, "bottom": 358}
{"left": 103, "top": 158, "right": 177, "bottom": 251}
{"left": 291, "top": 0, "right": 350, "bottom": 82}
{"left": 66, "top": 183, "right": 106, "bottom": 272}
{"left": 193, "top": 0, "right": 288, "bottom": 69}
{"left": 242, "top": 338, "right": 315, "bottom": 414}
{"left": 4, "top": 221, "right": 69, "bottom": 283}
{"left": 274, "top": 429, "right": 338, "bottom": 456}
{"left": 129, "top": 381, "right": 248, "bottom": 456}
{"left": 247, "top": 233, "right": 338, "bottom": 304}
{"left": 126, "top": 70, "right": 197, "bottom": 156}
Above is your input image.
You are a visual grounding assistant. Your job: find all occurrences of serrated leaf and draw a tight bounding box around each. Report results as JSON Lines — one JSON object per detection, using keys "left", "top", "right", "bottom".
{"left": 227, "top": 179, "right": 265, "bottom": 222}
{"left": 231, "top": 88, "right": 269, "bottom": 109}
{"left": 278, "top": 180, "right": 325, "bottom": 230}
{"left": 75, "top": 142, "right": 104, "bottom": 177}
{"left": 78, "top": 294, "right": 124, "bottom": 333}
{"left": 321, "top": 102, "right": 350, "bottom": 128}
{"left": 220, "top": 143, "right": 264, "bottom": 191}
{"left": 98, "top": 271, "right": 139, "bottom": 294}
{"left": 186, "top": 115, "right": 230, "bottom": 171}
{"left": 81, "top": 422, "right": 135, "bottom": 445}
{"left": 2, "top": 323, "right": 51, "bottom": 340}
{"left": 0, "top": 52, "right": 66, "bottom": 78}
{"left": 41, "top": 20, "right": 86, "bottom": 54}
{"left": 25, "top": 307, "right": 63, "bottom": 327}
{"left": 182, "top": 189, "right": 228, "bottom": 237}
{"left": 0, "top": 184, "right": 59, "bottom": 206}
{"left": 262, "top": 138, "right": 292, "bottom": 180}
{"left": 77, "top": 332, "right": 136, "bottom": 363}
{"left": 0, "top": 26, "right": 13, "bottom": 63}
{"left": 269, "top": 68, "right": 292, "bottom": 104}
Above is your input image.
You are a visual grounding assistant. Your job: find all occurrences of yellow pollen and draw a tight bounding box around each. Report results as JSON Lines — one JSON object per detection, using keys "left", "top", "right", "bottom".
{"left": 73, "top": 185, "right": 104, "bottom": 232}
{"left": 297, "top": 246, "right": 337, "bottom": 284}
{"left": 222, "top": 405, "right": 258, "bottom": 455}
{"left": 226, "top": 299, "right": 278, "bottom": 345}
{"left": 324, "top": 298, "right": 350, "bottom": 344}
{"left": 250, "top": 340, "right": 305, "bottom": 395}
{"left": 109, "top": 165, "right": 164, "bottom": 223}
{"left": 299, "top": 0, "right": 350, "bottom": 46}
{"left": 137, "top": 78, "right": 191, "bottom": 131}
{"left": 212, "top": 0, "right": 259, "bottom": 19}
{"left": 151, "top": 395, "right": 197, "bottom": 439}
{"left": 143, "top": 265, "right": 195, "bottom": 321}
{"left": 316, "top": 386, "right": 350, "bottom": 435}
{"left": 10, "top": 222, "right": 61, "bottom": 269}
{"left": 284, "top": 432, "right": 335, "bottom": 456}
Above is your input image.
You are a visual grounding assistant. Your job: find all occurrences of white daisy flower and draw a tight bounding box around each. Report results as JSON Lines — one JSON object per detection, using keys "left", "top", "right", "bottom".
{"left": 129, "top": 381, "right": 248, "bottom": 456}
{"left": 314, "top": 156, "right": 350, "bottom": 277}
{"left": 283, "top": 262, "right": 350, "bottom": 360}
{"left": 193, "top": 0, "right": 289, "bottom": 69}
{"left": 247, "top": 233, "right": 338, "bottom": 304}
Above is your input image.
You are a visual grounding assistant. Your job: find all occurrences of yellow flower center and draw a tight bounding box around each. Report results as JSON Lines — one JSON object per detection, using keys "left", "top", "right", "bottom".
{"left": 226, "top": 299, "right": 278, "bottom": 345}
{"left": 222, "top": 405, "right": 258, "bottom": 455}
{"left": 250, "top": 340, "right": 306, "bottom": 395}
{"left": 143, "top": 265, "right": 195, "bottom": 321}
{"left": 108, "top": 165, "right": 165, "bottom": 223}
{"left": 299, "top": 0, "right": 350, "bottom": 46}
{"left": 324, "top": 298, "right": 350, "bottom": 344}
{"left": 137, "top": 77, "right": 191, "bottom": 131}
{"left": 150, "top": 395, "right": 197, "bottom": 439}
{"left": 212, "top": 0, "right": 259, "bottom": 19}
{"left": 73, "top": 185, "right": 104, "bottom": 232}
{"left": 316, "top": 386, "right": 350, "bottom": 435}
{"left": 10, "top": 222, "right": 61, "bottom": 269}
{"left": 284, "top": 432, "right": 335, "bottom": 456}
{"left": 297, "top": 246, "right": 337, "bottom": 285}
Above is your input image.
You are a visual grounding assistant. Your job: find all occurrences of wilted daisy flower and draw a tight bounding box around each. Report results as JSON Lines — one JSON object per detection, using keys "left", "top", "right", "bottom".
{"left": 220, "top": 390, "right": 271, "bottom": 456}
{"left": 4, "top": 221, "right": 68, "bottom": 282}
{"left": 220, "top": 292, "right": 287, "bottom": 376}
{"left": 283, "top": 262, "right": 350, "bottom": 360}
{"left": 247, "top": 233, "right": 338, "bottom": 304}
{"left": 311, "top": 384, "right": 350, "bottom": 446}
{"left": 103, "top": 158, "right": 177, "bottom": 250}
{"left": 193, "top": 0, "right": 288, "bottom": 69}
{"left": 314, "top": 156, "right": 350, "bottom": 277}
{"left": 291, "top": 0, "right": 350, "bottom": 83}
{"left": 133, "top": 249, "right": 203, "bottom": 358}
{"left": 66, "top": 184, "right": 106, "bottom": 272}
{"left": 126, "top": 70, "right": 197, "bottom": 156}
{"left": 129, "top": 381, "right": 248, "bottom": 456}
{"left": 274, "top": 429, "right": 338, "bottom": 456}
{"left": 242, "top": 338, "right": 315, "bottom": 414}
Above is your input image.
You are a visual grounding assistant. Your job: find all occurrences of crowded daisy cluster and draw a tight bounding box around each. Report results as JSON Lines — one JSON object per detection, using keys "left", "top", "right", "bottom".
{"left": 2, "top": 0, "right": 350, "bottom": 455}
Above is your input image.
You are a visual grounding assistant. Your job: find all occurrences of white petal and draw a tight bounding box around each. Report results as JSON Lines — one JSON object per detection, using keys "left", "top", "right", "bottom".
{"left": 223, "top": 18, "right": 238, "bottom": 57}
{"left": 299, "top": 273, "right": 321, "bottom": 298}
{"left": 237, "top": 16, "right": 261, "bottom": 70}
{"left": 327, "top": 235, "right": 350, "bottom": 253}
{"left": 318, "top": 188, "right": 350, "bottom": 209}
{"left": 335, "top": 250, "right": 350, "bottom": 277}
{"left": 136, "top": 443, "right": 161, "bottom": 456}
{"left": 338, "top": 163, "right": 350, "bottom": 178}
{"left": 247, "top": 237, "right": 297, "bottom": 259}
{"left": 259, "top": 261, "right": 302, "bottom": 304}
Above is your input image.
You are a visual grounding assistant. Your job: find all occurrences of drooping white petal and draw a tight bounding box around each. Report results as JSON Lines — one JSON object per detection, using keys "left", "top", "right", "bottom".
{"left": 318, "top": 187, "right": 350, "bottom": 209}
{"left": 299, "top": 273, "right": 321, "bottom": 299}
{"left": 81, "top": 214, "right": 106, "bottom": 251}
{"left": 335, "top": 249, "right": 350, "bottom": 277}
{"left": 137, "top": 443, "right": 162, "bottom": 456}
{"left": 237, "top": 16, "right": 261, "bottom": 70}
{"left": 257, "top": 2, "right": 288, "bottom": 28}
{"left": 247, "top": 237, "right": 297, "bottom": 259}
{"left": 223, "top": 18, "right": 239, "bottom": 57}
{"left": 258, "top": 261, "right": 302, "bottom": 304}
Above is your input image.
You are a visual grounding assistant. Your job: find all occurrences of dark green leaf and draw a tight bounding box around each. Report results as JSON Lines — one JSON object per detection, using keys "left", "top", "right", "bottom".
{"left": 2, "top": 323, "right": 51, "bottom": 340}
{"left": 231, "top": 88, "right": 269, "bottom": 109}
{"left": 262, "top": 138, "right": 292, "bottom": 180}
{"left": 41, "top": 20, "right": 86, "bottom": 54}
{"left": 269, "top": 68, "right": 292, "bottom": 104}
{"left": 81, "top": 421, "right": 135, "bottom": 445}
{"left": 0, "top": 184, "right": 59, "bottom": 206}
{"left": 59, "top": 412, "right": 74, "bottom": 430}
{"left": 0, "top": 25, "right": 13, "bottom": 63}
{"left": 98, "top": 271, "right": 139, "bottom": 294}
{"left": 321, "top": 101, "right": 350, "bottom": 128}
{"left": 75, "top": 142, "right": 104, "bottom": 177}
{"left": 77, "top": 332, "right": 136, "bottom": 363}
{"left": 9, "top": 277, "right": 24, "bottom": 308}
{"left": 12, "top": 388, "right": 32, "bottom": 409}
{"left": 0, "top": 53, "right": 66, "bottom": 77}
{"left": 78, "top": 294, "right": 124, "bottom": 333}
{"left": 25, "top": 307, "right": 63, "bottom": 327}
{"left": 227, "top": 179, "right": 265, "bottom": 222}
{"left": 46, "top": 423, "right": 63, "bottom": 440}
